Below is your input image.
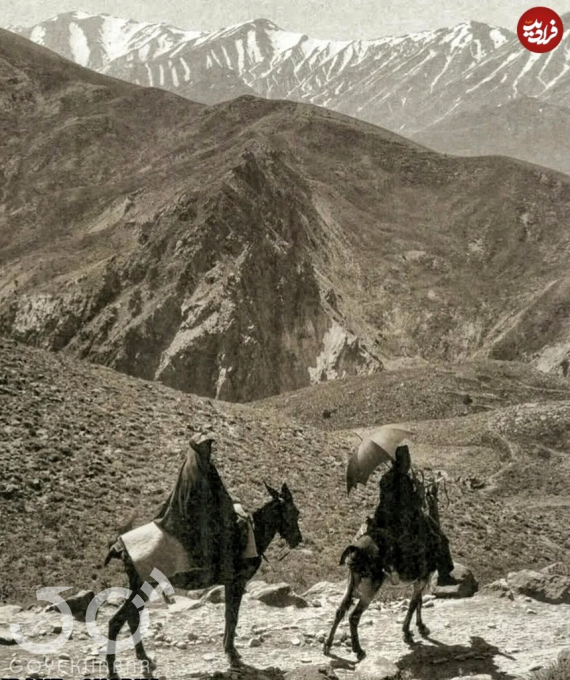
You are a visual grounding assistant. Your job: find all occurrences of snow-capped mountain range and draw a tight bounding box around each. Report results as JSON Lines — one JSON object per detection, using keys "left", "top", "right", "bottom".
{"left": 6, "top": 10, "right": 570, "bottom": 171}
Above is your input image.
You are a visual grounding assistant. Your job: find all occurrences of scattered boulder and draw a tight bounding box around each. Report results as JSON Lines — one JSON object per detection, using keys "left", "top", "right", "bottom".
{"left": 156, "top": 595, "right": 199, "bottom": 614}
{"left": 303, "top": 581, "right": 345, "bottom": 598}
{"left": 434, "top": 563, "right": 478, "bottom": 599}
{"left": 477, "top": 578, "right": 514, "bottom": 600}
{"left": 46, "top": 589, "right": 94, "bottom": 621}
{"left": 199, "top": 585, "right": 225, "bottom": 604}
{"left": 303, "top": 581, "right": 345, "bottom": 606}
{"left": 558, "top": 648, "right": 570, "bottom": 667}
{"left": 284, "top": 665, "right": 339, "bottom": 680}
{"left": 187, "top": 587, "right": 210, "bottom": 600}
{"left": 355, "top": 655, "right": 400, "bottom": 680}
{"left": 177, "top": 587, "right": 226, "bottom": 610}
{"left": 0, "top": 627, "right": 16, "bottom": 645}
{"left": 248, "top": 582, "right": 309, "bottom": 608}
{"left": 507, "top": 569, "right": 570, "bottom": 604}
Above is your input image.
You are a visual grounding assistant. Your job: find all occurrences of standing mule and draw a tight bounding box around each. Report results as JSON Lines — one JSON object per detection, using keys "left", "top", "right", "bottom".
{"left": 103, "top": 483, "right": 302, "bottom": 677}
{"left": 324, "top": 480, "right": 445, "bottom": 660}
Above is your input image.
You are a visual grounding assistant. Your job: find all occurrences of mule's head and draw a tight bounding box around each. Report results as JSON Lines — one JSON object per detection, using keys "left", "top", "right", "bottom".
{"left": 264, "top": 482, "right": 303, "bottom": 549}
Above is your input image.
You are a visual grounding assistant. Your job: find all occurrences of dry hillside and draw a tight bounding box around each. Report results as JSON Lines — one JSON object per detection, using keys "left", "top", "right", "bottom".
{"left": 1, "top": 338, "right": 569, "bottom": 606}
{"left": 255, "top": 360, "right": 570, "bottom": 430}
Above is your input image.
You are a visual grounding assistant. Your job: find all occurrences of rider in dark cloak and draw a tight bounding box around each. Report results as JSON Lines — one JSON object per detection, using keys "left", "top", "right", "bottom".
{"left": 153, "top": 433, "right": 240, "bottom": 581}
{"left": 372, "top": 445, "right": 457, "bottom": 586}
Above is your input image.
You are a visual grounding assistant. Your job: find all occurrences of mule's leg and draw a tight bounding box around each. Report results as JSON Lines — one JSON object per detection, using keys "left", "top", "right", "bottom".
{"left": 125, "top": 597, "right": 157, "bottom": 675}
{"left": 223, "top": 580, "right": 246, "bottom": 668}
{"left": 323, "top": 572, "right": 358, "bottom": 656}
{"left": 414, "top": 578, "right": 430, "bottom": 638}
{"left": 402, "top": 579, "right": 428, "bottom": 644}
{"left": 106, "top": 564, "right": 156, "bottom": 679}
{"left": 348, "top": 577, "right": 382, "bottom": 661}
{"left": 106, "top": 600, "right": 129, "bottom": 679}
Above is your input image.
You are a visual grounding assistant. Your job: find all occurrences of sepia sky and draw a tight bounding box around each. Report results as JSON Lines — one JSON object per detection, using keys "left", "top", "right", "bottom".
{"left": 3, "top": 0, "right": 570, "bottom": 38}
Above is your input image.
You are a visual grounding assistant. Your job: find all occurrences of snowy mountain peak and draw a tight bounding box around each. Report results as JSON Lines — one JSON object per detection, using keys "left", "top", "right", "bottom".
{"left": 7, "top": 9, "right": 568, "bottom": 153}
{"left": 51, "top": 9, "right": 94, "bottom": 20}
{"left": 238, "top": 17, "right": 283, "bottom": 31}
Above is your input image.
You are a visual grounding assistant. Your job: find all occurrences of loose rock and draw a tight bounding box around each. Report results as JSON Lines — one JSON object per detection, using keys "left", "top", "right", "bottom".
{"left": 434, "top": 563, "right": 478, "bottom": 599}
{"left": 507, "top": 569, "right": 570, "bottom": 604}
{"left": 355, "top": 655, "right": 400, "bottom": 680}
{"left": 249, "top": 582, "right": 309, "bottom": 608}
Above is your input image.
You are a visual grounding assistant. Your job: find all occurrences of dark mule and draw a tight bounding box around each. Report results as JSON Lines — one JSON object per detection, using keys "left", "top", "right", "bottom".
{"left": 103, "top": 483, "right": 302, "bottom": 677}
{"left": 324, "top": 479, "right": 444, "bottom": 660}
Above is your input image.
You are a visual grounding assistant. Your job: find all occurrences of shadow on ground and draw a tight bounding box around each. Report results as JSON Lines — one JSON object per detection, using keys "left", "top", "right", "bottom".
{"left": 195, "top": 661, "right": 340, "bottom": 680}
{"left": 398, "top": 634, "right": 517, "bottom": 680}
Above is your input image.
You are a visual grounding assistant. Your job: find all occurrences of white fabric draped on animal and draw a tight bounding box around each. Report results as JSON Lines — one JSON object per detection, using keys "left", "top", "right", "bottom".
{"left": 120, "top": 507, "right": 258, "bottom": 583}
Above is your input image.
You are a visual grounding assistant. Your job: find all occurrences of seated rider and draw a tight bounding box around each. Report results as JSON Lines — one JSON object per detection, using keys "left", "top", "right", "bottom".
{"left": 154, "top": 432, "right": 248, "bottom": 581}
{"left": 372, "top": 444, "right": 457, "bottom": 586}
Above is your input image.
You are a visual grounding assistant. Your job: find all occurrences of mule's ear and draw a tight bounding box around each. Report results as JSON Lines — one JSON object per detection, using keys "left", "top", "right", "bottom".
{"left": 281, "top": 482, "right": 293, "bottom": 500}
{"left": 264, "top": 481, "right": 279, "bottom": 499}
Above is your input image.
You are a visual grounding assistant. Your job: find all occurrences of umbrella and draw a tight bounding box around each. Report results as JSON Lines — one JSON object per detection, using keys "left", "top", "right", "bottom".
{"left": 346, "top": 425, "right": 414, "bottom": 494}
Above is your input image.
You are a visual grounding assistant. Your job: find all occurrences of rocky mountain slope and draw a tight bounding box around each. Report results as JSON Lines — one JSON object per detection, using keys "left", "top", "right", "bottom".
{"left": 7, "top": 11, "right": 570, "bottom": 174}
{"left": 0, "top": 28, "right": 384, "bottom": 401}
{"left": 1, "top": 338, "right": 569, "bottom": 608}
{"left": 4, "top": 30, "right": 570, "bottom": 397}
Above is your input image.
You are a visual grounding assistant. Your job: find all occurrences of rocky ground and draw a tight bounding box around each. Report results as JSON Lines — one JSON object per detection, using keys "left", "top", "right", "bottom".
{"left": 0, "top": 574, "right": 569, "bottom": 680}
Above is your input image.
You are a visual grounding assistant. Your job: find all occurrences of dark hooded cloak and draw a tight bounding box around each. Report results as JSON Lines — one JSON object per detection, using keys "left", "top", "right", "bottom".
{"left": 153, "top": 443, "right": 238, "bottom": 579}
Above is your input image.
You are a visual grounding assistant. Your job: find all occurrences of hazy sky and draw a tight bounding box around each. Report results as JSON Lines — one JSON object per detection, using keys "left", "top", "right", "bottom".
{"left": 3, "top": 0, "right": 570, "bottom": 39}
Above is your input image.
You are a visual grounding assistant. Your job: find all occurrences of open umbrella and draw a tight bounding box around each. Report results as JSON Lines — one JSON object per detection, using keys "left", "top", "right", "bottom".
{"left": 346, "top": 424, "right": 414, "bottom": 494}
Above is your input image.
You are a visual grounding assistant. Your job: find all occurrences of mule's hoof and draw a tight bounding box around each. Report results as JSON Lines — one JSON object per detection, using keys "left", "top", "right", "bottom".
{"left": 227, "top": 651, "right": 243, "bottom": 669}
{"left": 323, "top": 643, "right": 331, "bottom": 656}
{"left": 418, "top": 624, "right": 430, "bottom": 638}
{"left": 403, "top": 630, "right": 414, "bottom": 645}
{"left": 143, "top": 661, "right": 157, "bottom": 678}
{"left": 142, "top": 656, "right": 157, "bottom": 670}
{"left": 356, "top": 649, "right": 366, "bottom": 662}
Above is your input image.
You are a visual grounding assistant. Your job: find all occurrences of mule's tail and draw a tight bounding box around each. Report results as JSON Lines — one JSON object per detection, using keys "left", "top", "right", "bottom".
{"left": 339, "top": 545, "right": 359, "bottom": 566}
{"left": 339, "top": 534, "right": 382, "bottom": 578}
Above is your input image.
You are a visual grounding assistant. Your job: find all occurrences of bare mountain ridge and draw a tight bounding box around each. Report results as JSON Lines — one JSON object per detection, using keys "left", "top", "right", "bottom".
{"left": 0, "top": 28, "right": 383, "bottom": 401}
{"left": 7, "top": 11, "right": 570, "bottom": 174}
{"left": 3, "top": 30, "right": 570, "bottom": 400}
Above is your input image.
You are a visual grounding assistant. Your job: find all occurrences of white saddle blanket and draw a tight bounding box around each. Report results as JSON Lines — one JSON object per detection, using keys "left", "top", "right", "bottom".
{"left": 121, "top": 505, "right": 257, "bottom": 583}
{"left": 121, "top": 521, "right": 194, "bottom": 583}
